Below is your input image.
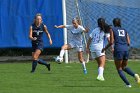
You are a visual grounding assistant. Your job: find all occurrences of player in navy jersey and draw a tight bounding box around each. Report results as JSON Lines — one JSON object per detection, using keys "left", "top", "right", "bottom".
{"left": 29, "top": 13, "right": 52, "bottom": 73}
{"left": 102, "top": 18, "right": 140, "bottom": 87}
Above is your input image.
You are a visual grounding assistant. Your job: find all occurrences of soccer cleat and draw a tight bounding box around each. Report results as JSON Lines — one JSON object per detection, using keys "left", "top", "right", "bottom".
{"left": 83, "top": 69, "right": 87, "bottom": 74}
{"left": 126, "top": 85, "right": 132, "bottom": 88}
{"left": 30, "top": 70, "right": 35, "bottom": 73}
{"left": 46, "top": 64, "right": 51, "bottom": 71}
{"left": 134, "top": 74, "right": 140, "bottom": 84}
{"left": 96, "top": 76, "right": 105, "bottom": 81}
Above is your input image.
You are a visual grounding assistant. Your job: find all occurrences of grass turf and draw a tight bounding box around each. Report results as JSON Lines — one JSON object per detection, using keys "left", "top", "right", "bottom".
{"left": 0, "top": 61, "right": 139, "bottom": 93}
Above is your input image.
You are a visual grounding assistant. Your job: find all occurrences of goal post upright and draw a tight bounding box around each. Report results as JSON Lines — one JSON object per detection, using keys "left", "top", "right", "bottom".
{"left": 62, "top": 0, "right": 68, "bottom": 63}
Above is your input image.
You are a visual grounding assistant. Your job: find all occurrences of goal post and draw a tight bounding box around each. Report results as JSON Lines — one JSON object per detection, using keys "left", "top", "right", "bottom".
{"left": 63, "top": 0, "right": 140, "bottom": 62}
{"left": 62, "top": 0, "right": 68, "bottom": 63}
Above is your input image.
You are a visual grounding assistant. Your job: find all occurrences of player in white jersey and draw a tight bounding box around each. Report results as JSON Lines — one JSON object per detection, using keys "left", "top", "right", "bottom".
{"left": 87, "top": 18, "right": 110, "bottom": 81}
{"left": 54, "top": 18, "right": 88, "bottom": 74}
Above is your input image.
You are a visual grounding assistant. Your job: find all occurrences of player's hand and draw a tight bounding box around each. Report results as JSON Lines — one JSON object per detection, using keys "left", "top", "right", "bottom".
{"left": 85, "top": 27, "right": 89, "bottom": 33}
{"left": 49, "top": 39, "right": 52, "bottom": 45}
{"left": 32, "top": 37, "right": 37, "bottom": 41}
{"left": 54, "top": 25, "right": 58, "bottom": 28}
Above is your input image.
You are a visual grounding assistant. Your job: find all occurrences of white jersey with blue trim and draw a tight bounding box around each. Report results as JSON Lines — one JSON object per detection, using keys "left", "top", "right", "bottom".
{"left": 65, "top": 25, "right": 85, "bottom": 45}
{"left": 89, "top": 27, "right": 110, "bottom": 51}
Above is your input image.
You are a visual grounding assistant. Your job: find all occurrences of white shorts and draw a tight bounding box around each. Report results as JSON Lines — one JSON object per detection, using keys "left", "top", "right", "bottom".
{"left": 91, "top": 51, "right": 105, "bottom": 59}
{"left": 69, "top": 41, "right": 83, "bottom": 52}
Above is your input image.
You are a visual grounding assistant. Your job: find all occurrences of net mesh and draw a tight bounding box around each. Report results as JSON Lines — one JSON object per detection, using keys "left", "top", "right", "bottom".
{"left": 65, "top": 0, "right": 140, "bottom": 62}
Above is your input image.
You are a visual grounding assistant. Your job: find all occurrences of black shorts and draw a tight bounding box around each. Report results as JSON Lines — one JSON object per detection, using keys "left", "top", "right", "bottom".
{"left": 32, "top": 42, "right": 43, "bottom": 52}
{"left": 114, "top": 51, "right": 129, "bottom": 60}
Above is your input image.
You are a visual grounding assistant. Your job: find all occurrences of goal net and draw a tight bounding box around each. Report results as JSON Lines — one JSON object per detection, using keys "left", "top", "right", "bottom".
{"left": 65, "top": 0, "right": 140, "bottom": 62}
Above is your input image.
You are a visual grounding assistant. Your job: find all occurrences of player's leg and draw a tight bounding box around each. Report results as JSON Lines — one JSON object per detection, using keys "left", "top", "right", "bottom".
{"left": 56, "top": 44, "right": 72, "bottom": 62}
{"left": 78, "top": 51, "right": 87, "bottom": 74}
{"left": 31, "top": 49, "right": 41, "bottom": 73}
{"left": 122, "top": 60, "right": 135, "bottom": 77}
{"left": 60, "top": 44, "right": 71, "bottom": 58}
{"left": 96, "top": 55, "right": 105, "bottom": 81}
{"left": 95, "top": 51, "right": 105, "bottom": 81}
{"left": 114, "top": 51, "right": 131, "bottom": 87}
{"left": 122, "top": 51, "right": 140, "bottom": 84}
{"left": 38, "top": 58, "right": 51, "bottom": 71}
{"left": 34, "top": 42, "right": 50, "bottom": 71}
{"left": 115, "top": 59, "right": 131, "bottom": 87}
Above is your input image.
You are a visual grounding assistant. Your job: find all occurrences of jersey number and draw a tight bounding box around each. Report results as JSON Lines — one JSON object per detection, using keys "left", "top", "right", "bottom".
{"left": 118, "top": 30, "right": 125, "bottom": 37}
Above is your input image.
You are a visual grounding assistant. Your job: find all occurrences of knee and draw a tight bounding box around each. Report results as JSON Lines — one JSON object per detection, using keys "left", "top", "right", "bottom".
{"left": 116, "top": 67, "right": 122, "bottom": 71}
{"left": 122, "top": 67, "right": 126, "bottom": 70}
{"left": 61, "top": 45, "right": 65, "bottom": 50}
{"left": 32, "top": 54, "right": 39, "bottom": 60}
{"left": 61, "top": 45, "right": 67, "bottom": 50}
{"left": 79, "top": 57, "right": 84, "bottom": 63}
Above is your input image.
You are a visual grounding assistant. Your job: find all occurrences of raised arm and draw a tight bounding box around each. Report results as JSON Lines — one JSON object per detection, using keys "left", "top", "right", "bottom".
{"left": 54, "top": 25, "right": 66, "bottom": 28}
{"left": 44, "top": 25, "right": 52, "bottom": 45}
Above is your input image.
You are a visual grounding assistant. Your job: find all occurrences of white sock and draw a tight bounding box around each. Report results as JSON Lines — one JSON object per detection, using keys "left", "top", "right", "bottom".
{"left": 59, "top": 49, "right": 65, "bottom": 58}
{"left": 98, "top": 67, "right": 104, "bottom": 76}
{"left": 81, "top": 62, "right": 86, "bottom": 70}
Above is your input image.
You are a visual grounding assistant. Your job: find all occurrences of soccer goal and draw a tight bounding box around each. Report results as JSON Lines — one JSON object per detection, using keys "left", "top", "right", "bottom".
{"left": 63, "top": 0, "right": 140, "bottom": 62}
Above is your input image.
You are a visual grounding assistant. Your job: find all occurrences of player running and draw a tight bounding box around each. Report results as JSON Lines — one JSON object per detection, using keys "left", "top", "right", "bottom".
{"left": 54, "top": 18, "right": 88, "bottom": 74}
{"left": 86, "top": 18, "right": 110, "bottom": 81}
{"left": 102, "top": 18, "right": 140, "bottom": 87}
{"left": 29, "top": 13, "right": 52, "bottom": 73}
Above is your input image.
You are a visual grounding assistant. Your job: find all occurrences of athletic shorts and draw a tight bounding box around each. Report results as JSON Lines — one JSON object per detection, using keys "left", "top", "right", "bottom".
{"left": 32, "top": 41, "right": 44, "bottom": 52}
{"left": 91, "top": 50, "right": 105, "bottom": 59}
{"left": 69, "top": 41, "right": 83, "bottom": 52}
{"left": 114, "top": 51, "right": 129, "bottom": 60}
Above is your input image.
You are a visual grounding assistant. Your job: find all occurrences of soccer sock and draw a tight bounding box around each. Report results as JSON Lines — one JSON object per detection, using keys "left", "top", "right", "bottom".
{"left": 118, "top": 70, "right": 130, "bottom": 85}
{"left": 37, "top": 59, "right": 48, "bottom": 66}
{"left": 123, "top": 67, "right": 135, "bottom": 77}
{"left": 59, "top": 49, "right": 65, "bottom": 58}
{"left": 98, "top": 67, "right": 104, "bottom": 76}
{"left": 31, "top": 60, "right": 38, "bottom": 72}
{"left": 81, "top": 61, "right": 86, "bottom": 70}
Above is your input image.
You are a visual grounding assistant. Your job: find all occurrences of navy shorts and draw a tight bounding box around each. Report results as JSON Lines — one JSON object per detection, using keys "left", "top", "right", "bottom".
{"left": 114, "top": 51, "right": 129, "bottom": 60}
{"left": 32, "top": 42, "right": 44, "bottom": 52}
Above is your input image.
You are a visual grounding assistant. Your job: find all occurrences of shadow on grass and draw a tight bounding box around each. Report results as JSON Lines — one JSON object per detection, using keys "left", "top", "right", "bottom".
{"left": 63, "top": 85, "right": 120, "bottom": 88}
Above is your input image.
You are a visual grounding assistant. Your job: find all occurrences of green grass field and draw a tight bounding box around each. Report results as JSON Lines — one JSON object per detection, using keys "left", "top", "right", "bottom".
{"left": 0, "top": 61, "right": 139, "bottom": 93}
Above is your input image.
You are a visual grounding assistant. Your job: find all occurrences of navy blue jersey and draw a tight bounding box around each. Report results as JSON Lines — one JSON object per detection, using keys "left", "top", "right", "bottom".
{"left": 112, "top": 27, "right": 129, "bottom": 51}
{"left": 32, "top": 23, "right": 45, "bottom": 42}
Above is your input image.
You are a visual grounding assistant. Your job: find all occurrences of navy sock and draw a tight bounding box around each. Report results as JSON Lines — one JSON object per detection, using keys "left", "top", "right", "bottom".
{"left": 123, "top": 67, "right": 135, "bottom": 77}
{"left": 31, "top": 60, "right": 38, "bottom": 72}
{"left": 118, "top": 70, "right": 130, "bottom": 85}
{"left": 37, "top": 59, "right": 48, "bottom": 66}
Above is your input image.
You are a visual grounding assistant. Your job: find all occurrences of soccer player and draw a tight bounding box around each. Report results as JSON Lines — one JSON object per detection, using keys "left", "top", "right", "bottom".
{"left": 102, "top": 18, "right": 140, "bottom": 87}
{"left": 86, "top": 18, "right": 110, "bottom": 81}
{"left": 29, "top": 13, "right": 52, "bottom": 73}
{"left": 54, "top": 18, "right": 88, "bottom": 74}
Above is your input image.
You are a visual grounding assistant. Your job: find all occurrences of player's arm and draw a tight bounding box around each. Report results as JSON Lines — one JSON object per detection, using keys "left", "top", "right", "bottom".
{"left": 83, "top": 27, "right": 89, "bottom": 33}
{"left": 54, "top": 25, "right": 66, "bottom": 28}
{"left": 29, "top": 26, "right": 37, "bottom": 41}
{"left": 86, "top": 37, "right": 92, "bottom": 53}
{"left": 44, "top": 25, "right": 52, "bottom": 45}
{"left": 126, "top": 33, "right": 130, "bottom": 46}
{"left": 106, "top": 33, "right": 114, "bottom": 53}
{"left": 102, "top": 29, "right": 114, "bottom": 52}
